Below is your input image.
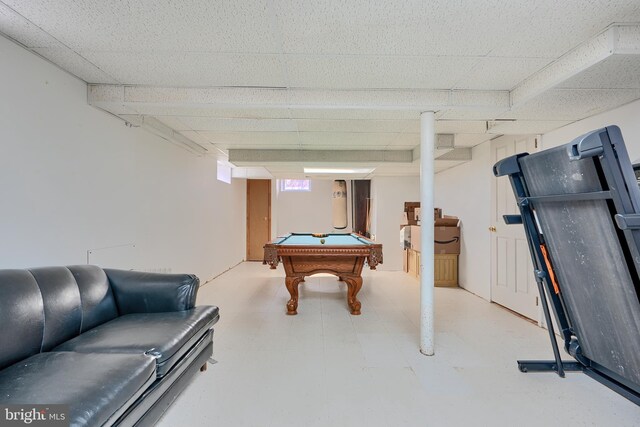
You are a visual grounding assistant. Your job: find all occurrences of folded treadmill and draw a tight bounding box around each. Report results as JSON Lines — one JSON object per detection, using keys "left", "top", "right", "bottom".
{"left": 493, "top": 126, "right": 640, "bottom": 405}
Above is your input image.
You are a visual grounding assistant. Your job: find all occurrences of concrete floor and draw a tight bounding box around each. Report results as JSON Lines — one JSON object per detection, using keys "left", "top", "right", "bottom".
{"left": 157, "top": 262, "right": 640, "bottom": 427}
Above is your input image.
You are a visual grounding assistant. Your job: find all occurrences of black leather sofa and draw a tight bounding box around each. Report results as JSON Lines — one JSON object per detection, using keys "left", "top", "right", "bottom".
{"left": 0, "top": 265, "right": 219, "bottom": 426}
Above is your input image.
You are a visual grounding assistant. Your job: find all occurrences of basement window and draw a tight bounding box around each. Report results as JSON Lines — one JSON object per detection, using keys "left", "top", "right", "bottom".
{"left": 280, "top": 179, "right": 311, "bottom": 192}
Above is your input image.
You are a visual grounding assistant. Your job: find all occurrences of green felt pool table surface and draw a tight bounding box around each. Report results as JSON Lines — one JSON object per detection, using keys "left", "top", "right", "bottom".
{"left": 274, "top": 233, "right": 371, "bottom": 246}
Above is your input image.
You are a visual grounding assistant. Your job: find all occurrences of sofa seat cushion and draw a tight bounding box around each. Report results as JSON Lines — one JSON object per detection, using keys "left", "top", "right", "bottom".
{"left": 55, "top": 306, "right": 219, "bottom": 377}
{"left": 0, "top": 351, "right": 156, "bottom": 427}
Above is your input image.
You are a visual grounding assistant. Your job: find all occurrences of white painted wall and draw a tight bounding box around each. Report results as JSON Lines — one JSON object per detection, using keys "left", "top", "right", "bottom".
{"left": 370, "top": 176, "right": 420, "bottom": 271}
{"left": 0, "top": 35, "right": 245, "bottom": 281}
{"left": 433, "top": 98, "right": 640, "bottom": 302}
{"left": 542, "top": 98, "right": 640, "bottom": 160}
{"left": 434, "top": 143, "right": 492, "bottom": 300}
{"left": 273, "top": 179, "right": 352, "bottom": 237}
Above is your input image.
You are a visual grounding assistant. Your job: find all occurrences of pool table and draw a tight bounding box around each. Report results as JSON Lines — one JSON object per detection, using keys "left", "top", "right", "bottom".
{"left": 263, "top": 233, "right": 383, "bottom": 315}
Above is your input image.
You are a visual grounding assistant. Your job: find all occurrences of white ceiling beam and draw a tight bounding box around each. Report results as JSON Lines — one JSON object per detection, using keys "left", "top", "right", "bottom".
{"left": 123, "top": 115, "right": 208, "bottom": 155}
{"left": 436, "top": 148, "right": 472, "bottom": 161}
{"left": 89, "top": 85, "right": 510, "bottom": 114}
{"left": 511, "top": 24, "right": 640, "bottom": 107}
{"left": 228, "top": 149, "right": 413, "bottom": 166}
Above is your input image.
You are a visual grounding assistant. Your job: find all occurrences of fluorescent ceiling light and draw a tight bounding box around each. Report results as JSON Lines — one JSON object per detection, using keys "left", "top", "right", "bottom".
{"left": 304, "top": 167, "right": 375, "bottom": 174}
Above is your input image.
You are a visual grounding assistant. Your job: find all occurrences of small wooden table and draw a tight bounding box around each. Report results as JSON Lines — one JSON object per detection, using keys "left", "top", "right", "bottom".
{"left": 263, "top": 233, "right": 383, "bottom": 315}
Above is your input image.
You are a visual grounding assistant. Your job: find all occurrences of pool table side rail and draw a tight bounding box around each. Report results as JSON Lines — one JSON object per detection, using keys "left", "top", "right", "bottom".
{"left": 263, "top": 234, "right": 382, "bottom": 270}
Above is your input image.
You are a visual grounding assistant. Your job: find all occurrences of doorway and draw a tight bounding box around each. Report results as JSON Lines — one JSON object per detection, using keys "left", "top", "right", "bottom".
{"left": 490, "top": 135, "right": 539, "bottom": 321}
{"left": 246, "top": 179, "right": 271, "bottom": 261}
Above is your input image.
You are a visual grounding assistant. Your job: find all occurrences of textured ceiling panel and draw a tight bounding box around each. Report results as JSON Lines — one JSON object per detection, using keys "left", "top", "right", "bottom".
{"left": 274, "top": 0, "right": 531, "bottom": 56}
{"left": 173, "top": 117, "right": 298, "bottom": 132}
{"left": 198, "top": 131, "right": 300, "bottom": 146}
{"left": 557, "top": 55, "right": 640, "bottom": 89}
{"left": 229, "top": 149, "right": 412, "bottom": 163}
{"left": 503, "top": 88, "right": 640, "bottom": 120}
{"left": 6, "top": 0, "right": 640, "bottom": 177}
{"left": 295, "top": 119, "right": 414, "bottom": 133}
{"left": 289, "top": 109, "right": 421, "bottom": 120}
{"left": 284, "top": 55, "right": 479, "bottom": 90}
{"left": 0, "top": 3, "right": 60, "bottom": 48}
{"left": 488, "top": 1, "right": 640, "bottom": 57}
{"left": 3, "top": 0, "right": 279, "bottom": 53}
{"left": 81, "top": 51, "right": 286, "bottom": 86}
{"left": 454, "top": 57, "right": 553, "bottom": 90}
{"left": 32, "top": 48, "right": 119, "bottom": 83}
{"left": 298, "top": 132, "right": 397, "bottom": 147}
{"left": 437, "top": 107, "right": 510, "bottom": 120}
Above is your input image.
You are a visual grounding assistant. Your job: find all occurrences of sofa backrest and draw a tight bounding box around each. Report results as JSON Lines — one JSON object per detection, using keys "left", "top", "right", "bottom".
{"left": 0, "top": 270, "right": 46, "bottom": 370}
{"left": 0, "top": 265, "right": 118, "bottom": 369}
{"left": 67, "top": 265, "right": 119, "bottom": 332}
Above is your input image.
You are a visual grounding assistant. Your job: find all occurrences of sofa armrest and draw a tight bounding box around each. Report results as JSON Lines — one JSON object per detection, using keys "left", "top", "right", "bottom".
{"left": 104, "top": 269, "right": 199, "bottom": 314}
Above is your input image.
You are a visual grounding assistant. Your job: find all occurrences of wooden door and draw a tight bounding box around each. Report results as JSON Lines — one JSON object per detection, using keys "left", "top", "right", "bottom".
{"left": 490, "top": 136, "right": 539, "bottom": 321}
{"left": 246, "top": 179, "right": 271, "bottom": 261}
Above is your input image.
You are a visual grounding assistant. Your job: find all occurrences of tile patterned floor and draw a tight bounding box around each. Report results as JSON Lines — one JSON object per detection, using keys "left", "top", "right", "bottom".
{"left": 157, "top": 262, "right": 640, "bottom": 426}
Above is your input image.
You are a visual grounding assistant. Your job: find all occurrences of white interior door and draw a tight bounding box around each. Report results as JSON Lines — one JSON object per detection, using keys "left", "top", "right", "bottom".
{"left": 490, "top": 135, "right": 539, "bottom": 321}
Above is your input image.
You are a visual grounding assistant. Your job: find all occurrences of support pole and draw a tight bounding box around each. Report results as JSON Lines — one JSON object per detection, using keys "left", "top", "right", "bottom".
{"left": 420, "top": 111, "right": 435, "bottom": 356}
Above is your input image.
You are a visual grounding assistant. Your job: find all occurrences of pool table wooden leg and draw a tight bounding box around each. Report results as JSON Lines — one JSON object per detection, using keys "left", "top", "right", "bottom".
{"left": 344, "top": 277, "right": 362, "bottom": 315}
{"left": 285, "top": 276, "right": 303, "bottom": 315}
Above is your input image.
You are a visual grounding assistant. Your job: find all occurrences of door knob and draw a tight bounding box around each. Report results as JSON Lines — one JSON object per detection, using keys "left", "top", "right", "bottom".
{"left": 489, "top": 226, "right": 497, "bottom": 232}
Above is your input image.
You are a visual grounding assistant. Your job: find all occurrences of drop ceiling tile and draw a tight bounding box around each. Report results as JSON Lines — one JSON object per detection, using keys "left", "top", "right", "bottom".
{"left": 489, "top": 1, "right": 640, "bottom": 57}
{"left": 274, "top": 0, "right": 525, "bottom": 56}
{"left": 284, "top": 55, "right": 479, "bottom": 89}
{"left": 4, "top": 0, "right": 279, "bottom": 53}
{"left": 199, "top": 131, "right": 300, "bottom": 146}
{"left": 558, "top": 55, "right": 640, "bottom": 89}
{"left": 32, "top": 48, "right": 119, "bottom": 83}
{"left": 295, "top": 119, "right": 415, "bottom": 133}
{"left": 80, "top": 51, "right": 286, "bottom": 87}
{"left": 290, "top": 109, "right": 421, "bottom": 120}
{"left": 0, "top": 3, "right": 60, "bottom": 48}
{"left": 438, "top": 107, "right": 511, "bottom": 121}
{"left": 298, "top": 145, "right": 392, "bottom": 151}
{"left": 298, "top": 132, "right": 396, "bottom": 146}
{"left": 454, "top": 57, "right": 554, "bottom": 90}
{"left": 177, "top": 117, "right": 297, "bottom": 132}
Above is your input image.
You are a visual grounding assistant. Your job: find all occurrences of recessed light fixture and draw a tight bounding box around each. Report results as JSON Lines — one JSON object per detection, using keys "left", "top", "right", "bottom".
{"left": 303, "top": 167, "right": 375, "bottom": 174}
